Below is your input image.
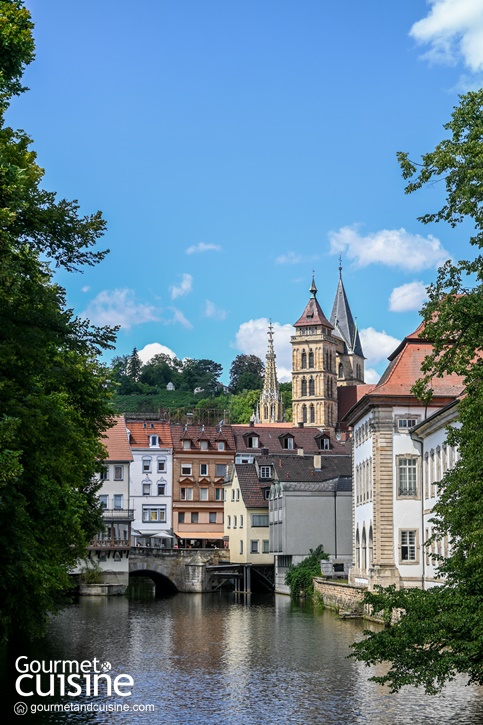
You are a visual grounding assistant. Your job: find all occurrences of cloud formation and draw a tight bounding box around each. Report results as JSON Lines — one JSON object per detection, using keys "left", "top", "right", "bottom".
{"left": 186, "top": 242, "right": 222, "bottom": 254}
{"left": 411, "top": 0, "right": 483, "bottom": 72}
{"left": 359, "top": 327, "right": 401, "bottom": 366}
{"left": 204, "top": 300, "right": 228, "bottom": 321}
{"left": 81, "top": 289, "right": 159, "bottom": 329}
{"left": 275, "top": 251, "right": 302, "bottom": 265}
{"left": 138, "top": 342, "right": 177, "bottom": 364}
{"left": 329, "top": 225, "right": 450, "bottom": 271}
{"left": 168, "top": 307, "right": 193, "bottom": 329}
{"left": 389, "top": 281, "right": 428, "bottom": 312}
{"left": 234, "top": 318, "right": 293, "bottom": 382}
{"left": 170, "top": 273, "right": 193, "bottom": 300}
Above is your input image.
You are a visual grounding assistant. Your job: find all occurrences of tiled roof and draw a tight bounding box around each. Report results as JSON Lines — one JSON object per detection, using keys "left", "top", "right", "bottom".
{"left": 125, "top": 420, "right": 173, "bottom": 448}
{"left": 101, "top": 416, "right": 133, "bottom": 461}
{"left": 330, "top": 275, "right": 364, "bottom": 357}
{"left": 232, "top": 424, "right": 350, "bottom": 455}
{"left": 171, "top": 424, "right": 235, "bottom": 451}
{"left": 235, "top": 464, "right": 268, "bottom": 508}
{"left": 259, "top": 454, "right": 352, "bottom": 483}
{"left": 293, "top": 295, "right": 333, "bottom": 329}
{"left": 283, "top": 478, "right": 352, "bottom": 493}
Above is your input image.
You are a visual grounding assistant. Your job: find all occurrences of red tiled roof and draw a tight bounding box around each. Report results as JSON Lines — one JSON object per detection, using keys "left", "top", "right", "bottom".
{"left": 235, "top": 464, "right": 268, "bottom": 508}
{"left": 293, "top": 296, "right": 333, "bottom": 329}
{"left": 232, "top": 424, "right": 350, "bottom": 455}
{"left": 171, "top": 424, "right": 235, "bottom": 451}
{"left": 125, "top": 420, "right": 173, "bottom": 448}
{"left": 101, "top": 416, "right": 133, "bottom": 461}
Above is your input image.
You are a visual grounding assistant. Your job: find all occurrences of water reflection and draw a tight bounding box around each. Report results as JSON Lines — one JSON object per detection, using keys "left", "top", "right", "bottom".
{"left": 2, "top": 585, "right": 483, "bottom": 724}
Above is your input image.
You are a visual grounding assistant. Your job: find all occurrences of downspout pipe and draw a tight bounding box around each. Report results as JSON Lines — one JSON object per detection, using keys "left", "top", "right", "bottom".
{"left": 410, "top": 430, "right": 425, "bottom": 590}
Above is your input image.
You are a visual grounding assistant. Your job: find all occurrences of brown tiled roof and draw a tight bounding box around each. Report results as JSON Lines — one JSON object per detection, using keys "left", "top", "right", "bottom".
{"left": 293, "top": 296, "right": 333, "bottom": 329}
{"left": 232, "top": 424, "right": 350, "bottom": 455}
{"left": 101, "top": 416, "right": 133, "bottom": 461}
{"left": 235, "top": 464, "right": 268, "bottom": 508}
{"left": 171, "top": 424, "right": 235, "bottom": 451}
{"left": 259, "top": 454, "right": 352, "bottom": 485}
{"left": 125, "top": 420, "right": 173, "bottom": 448}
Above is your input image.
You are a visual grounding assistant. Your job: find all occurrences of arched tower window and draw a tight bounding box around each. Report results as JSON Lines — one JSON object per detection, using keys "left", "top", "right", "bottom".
{"left": 309, "top": 404, "right": 315, "bottom": 424}
{"left": 308, "top": 349, "right": 314, "bottom": 368}
{"left": 301, "top": 350, "right": 307, "bottom": 369}
{"left": 338, "top": 362, "right": 344, "bottom": 379}
{"left": 301, "top": 377, "right": 307, "bottom": 396}
{"left": 362, "top": 528, "right": 367, "bottom": 571}
{"left": 302, "top": 405, "right": 307, "bottom": 423}
{"left": 308, "top": 377, "right": 315, "bottom": 396}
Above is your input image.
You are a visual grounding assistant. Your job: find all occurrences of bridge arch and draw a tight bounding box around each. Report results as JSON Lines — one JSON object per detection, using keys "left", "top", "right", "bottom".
{"left": 129, "top": 568, "right": 178, "bottom": 596}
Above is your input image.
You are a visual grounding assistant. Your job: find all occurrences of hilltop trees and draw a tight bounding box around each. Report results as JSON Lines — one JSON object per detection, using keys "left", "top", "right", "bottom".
{"left": 352, "top": 89, "right": 483, "bottom": 693}
{"left": 0, "top": 1, "right": 116, "bottom": 640}
{"left": 229, "top": 354, "right": 265, "bottom": 393}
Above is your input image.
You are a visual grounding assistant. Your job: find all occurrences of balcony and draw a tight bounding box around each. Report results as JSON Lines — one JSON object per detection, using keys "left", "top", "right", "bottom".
{"left": 101, "top": 508, "right": 134, "bottom": 522}
{"left": 88, "top": 538, "right": 130, "bottom": 550}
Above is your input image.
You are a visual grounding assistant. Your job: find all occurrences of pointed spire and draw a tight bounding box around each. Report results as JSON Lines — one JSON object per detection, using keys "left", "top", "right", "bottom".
{"left": 258, "top": 319, "right": 284, "bottom": 423}
{"left": 310, "top": 271, "right": 318, "bottom": 298}
{"left": 330, "top": 266, "right": 364, "bottom": 357}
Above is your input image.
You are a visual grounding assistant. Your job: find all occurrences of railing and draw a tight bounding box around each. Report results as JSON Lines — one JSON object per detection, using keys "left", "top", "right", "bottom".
{"left": 101, "top": 508, "right": 134, "bottom": 521}
{"left": 88, "top": 538, "right": 131, "bottom": 549}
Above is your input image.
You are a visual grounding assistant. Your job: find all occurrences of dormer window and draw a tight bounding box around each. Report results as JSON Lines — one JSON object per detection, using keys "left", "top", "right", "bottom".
{"left": 183, "top": 440, "right": 191, "bottom": 450}
{"left": 259, "top": 465, "right": 272, "bottom": 479}
{"left": 280, "top": 435, "right": 294, "bottom": 450}
{"left": 317, "top": 436, "right": 330, "bottom": 450}
{"left": 247, "top": 435, "right": 259, "bottom": 449}
{"left": 200, "top": 440, "right": 208, "bottom": 450}
{"left": 218, "top": 441, "right": 225, "bottom": 451}
{"left": 150, "top": 435, "right": 159, "bottom": 447}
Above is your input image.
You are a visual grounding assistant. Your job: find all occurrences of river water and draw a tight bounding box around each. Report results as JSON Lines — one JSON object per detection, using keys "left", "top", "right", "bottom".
{"left": 3, "top": 583, "right": 483, "bottom": 724}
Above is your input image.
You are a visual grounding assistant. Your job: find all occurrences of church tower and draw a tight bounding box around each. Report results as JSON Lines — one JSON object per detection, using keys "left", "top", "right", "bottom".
{"left": 257, "top": 321, "right": 284, "bottom": 423}
{"left": 330, "top": 263, "right": 365, "bottom": 385}
{"left": 291, "top": 276, "right": 338, "bottom": 428}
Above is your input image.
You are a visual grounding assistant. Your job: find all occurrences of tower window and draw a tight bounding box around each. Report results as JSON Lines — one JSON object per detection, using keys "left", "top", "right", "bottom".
{"left": 301, "top": 350, "right": 307, "bottom": 369}
{"left": 308, "top": 377, "right": 315, "bottom": 396}
{"left": 302, "top": 405, "right": 307, "bottom": 423}
{"left": 308, "top": 349, "right": 314, "bottom": 368}
{"left": 301, "top": 377, "right": 307, "bottom": 396}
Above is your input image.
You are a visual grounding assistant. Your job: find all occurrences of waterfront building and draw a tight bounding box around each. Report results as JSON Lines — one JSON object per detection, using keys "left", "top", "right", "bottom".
{"left": 291, "top": 271, "right": 364, "bottom": 429}
{"left": 127, "top": 419, "right": 174, "bottom": 547}
{"left": 343, "top": 323, "right": 464, "bottom": 591}
{"left": 171, "top": 423, "right": 235, "bottom": 548}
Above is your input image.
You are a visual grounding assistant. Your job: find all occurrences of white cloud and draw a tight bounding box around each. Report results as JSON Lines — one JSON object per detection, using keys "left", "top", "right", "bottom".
{"left": 81, "top": 285, "right": 90, "bottom": 293}
{"left": 411, "top": 0, "right": 483, "bottom": 72}
{"left": 275, "top": 251, "right": 302, "bottom": 265}
{"left": 364, "top": 368, "right": 381, "bottom": 385}
{"left": 170, "top": 273, "right": 193, "bottom": 300}
{"left": 138, "top": 343, "right": 177, "bottom": 364}
{"left": 169, "top": 307, "right": 193, "bottom": 329}
{"left": 186, "top": 242, "right": 222, "bottom": 255}
{"left": 233, "top": 318, "right": 293, "bottom": 382}
{"left": 204, "top": 300, "right": 228, "bottom": 321}
{"left": 359, "top": 327, "right": 401, "bottom": 366}
{"left": 329, "top": 225, "right": 450, "bottom": 271}
{"left": 81, "top": 289, "right": 159, "bottom": 330}
{"left": 389, "top": 281, "right": 428, "bottom": 312}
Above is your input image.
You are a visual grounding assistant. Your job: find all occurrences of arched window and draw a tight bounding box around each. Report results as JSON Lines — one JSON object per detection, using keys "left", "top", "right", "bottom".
{"left": 338, "top": 362, "right": 344, "bottom": 379}
{"left": 362, "top": 527, "right": 367, "bottom": 571}
{"left": 264, "top": 405, "right": 268, "bottom": 420}
{"left": 302, "top": 404, "right": 307, "bottom": 423}
{"left": 325, "top": 351, "right": 329, "bottom": 370}
{"left": 368, "top": 526, "right": 374, "bottom": 566}
{"left": 309, "top": 404, "right": 315, "bottom": 423}
{"left": 356, "top": 529, "right": 361, "bottom": 570}
{"left": 308, "top": 377, "right": 315, "bottom": 396}
{"left": 301, "top": 377, "right": 307, "bottom": 396}
{"left": 301, "top": 350, "right": 307, "bottom": 369}
{"left": 308, "top": 349, "right": 314, "bottom": 368}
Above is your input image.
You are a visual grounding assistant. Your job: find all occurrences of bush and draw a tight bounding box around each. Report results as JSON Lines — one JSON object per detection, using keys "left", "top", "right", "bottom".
{"left": 285, "top": 545, "right": 328, "bottom": 598}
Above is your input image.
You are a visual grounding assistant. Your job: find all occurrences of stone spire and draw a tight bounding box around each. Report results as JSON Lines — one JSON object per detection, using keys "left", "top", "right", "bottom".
{"left": 258, "top": 321, "right": 284, "bottom": 423}
{"left": 330, "top": 263, "right": 364, "bottom": 357}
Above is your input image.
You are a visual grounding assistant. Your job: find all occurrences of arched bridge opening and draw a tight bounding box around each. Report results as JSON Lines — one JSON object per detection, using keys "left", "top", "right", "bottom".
{"left": 129, "top": 569, "right": 178, "bottom": 597}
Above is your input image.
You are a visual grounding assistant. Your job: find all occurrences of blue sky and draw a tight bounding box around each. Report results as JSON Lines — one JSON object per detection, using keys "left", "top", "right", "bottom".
{"left": 12, "top": 1, "right": 483, "bottom": 384}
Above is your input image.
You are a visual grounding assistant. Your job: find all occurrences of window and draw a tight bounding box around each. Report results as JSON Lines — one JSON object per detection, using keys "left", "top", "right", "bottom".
{"left": 398, "top": 457, "right": 418, "bottom": 496}
{"left": 216, "top": 464, "right": 226, "bottom": 477}
{"left": 318, "top": 437, "right": 330, "bottom": 450}
{"left": 252, "top": 514, "right": 269, "bottom": 527}
{"left": 200, "top": 463, "right": 208, "bottom": 477}
{"left": 247, "top": 436, "right": 259, "bottom": 449}
{"left": 191, "top": 512, "right": 198, "bottom": 524}
{"left": 240, "top": 515, "right": 244, "bottom": 528}
{"left": 142, "top": 505, "right": 166, "bottom": 522}
{"left": 227, "top": 515, "right": 231, "bottom": 528}
{"left": 263, "top": 489, "right": 270, "bottom": 500}
{"left": 283, "top": 437, "right": 294, "bottom": 450}
{"left": 309, "top": 405, "right": 315, "bottom": 424}
{"left": 150, "top": 435, "right": 159, "bottom": 447}
{"left": 178, "top": 512, "right": 185, "bottom": 524}
{"left": 308, "top": 377, "right": 315, "bottom": 396}
{"left": 200, "top": 440, "right": 208, "bottom": 450}
{"left": 302, "top": 405, "right": 307, "bottom": 423}
{"left": 250, "top": 540, "right": 260, "bottom": 554}
{"left": 157, "top": 458, "right": 166, "bottom": 473}
{"left": 113, "top": 465, "right": 123, "bottom": 481}
{"left": 263, "top": 540, "right": 270, "bottom": 554}
{"left": 142, "top": 483, "right": 151, "bottom": 496}
{"left": 236, "top": 489, "right": 240, "bottom": 501}
{"left": 231, "top": 489, "right": 235, "bottom": 502}
{"left": 209, "top": 512, "right": 216, "bottom": 524}
{"left": 181, "top": 464, "right": 192, "bottom": 476}
{"left": 401, "top": 530, "right": 417, "bottom": 561}
{"left": 180, "top": 487, "right": 193, "bottom": 500}
{"left": 308, "top": 349, "right": 314, "bottom": 368}
{"left": 236, "top": 455, "right": 254, "bottom": 464}
{"left": 200, "top": 488, "right": 208, "bottom": 501}
{"left": 240, "top": 540, "right": 244, "bottom": 555}
{"left": 142, "top": 457, "right": 151, "bottom": 473}
{"left": 301, "top": 378, "right": 307, "bottom": 396}
{"left": 397, "top": 418, "right": 419, "bottom": 431}
{"left": 99, "top": 495, "right": 108, "bottom": 509}
{"left": 215, "top": 487, "right": 223, "bottom": 501}
{"left": 157, "top": 482, "right": 166, "bottom": 496}
{"left": 113, "top": 494, "right": 123, "bottom": 509}
{"left": 260, "top": 466, "right": 272, "bottom": 479}
{"left": 99, "top": 467, "right": 109, "bottom": 481}
{"left": 301, "top": 350, "right": 307, "bottom": 369}
{"left": 183, "top": 440, "right": 191, "bottom": 450}
{"left": 233, "top": 516, "right": 237, "bottom": 528}
{"left": 218, "top": 442, "right": 225, "bottom": 451}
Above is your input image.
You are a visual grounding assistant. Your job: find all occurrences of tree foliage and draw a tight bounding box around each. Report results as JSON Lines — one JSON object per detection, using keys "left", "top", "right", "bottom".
{"left": 0, "top": 1, "right": 116, "bottom": 641}
{"left": 352, "top": 89, "right": 483, "bottom": 693}
{"left": 285, "top": 545, "right": 328, "bottom": 598}
{"left": 229, "top": 354, "right": 265, "bottom": 393}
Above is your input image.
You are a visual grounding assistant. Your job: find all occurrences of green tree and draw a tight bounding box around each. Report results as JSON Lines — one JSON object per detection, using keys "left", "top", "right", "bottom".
{"left": 126, "top": 347, "right": 142, "bottom": 382}
{"left": 285, "top": 545, "right": 328, "bottom": 598}
{"left": 229, "top": 354, "right": 265, "bottom": 393}
{"left": 180, "top": 358, "right": 223, "bottom": 396}
{"left": 228, "top": 389, "right": 260, "bottom": 423}
{"left": 0, "top": 1, "right": 116, "bottom": 641}
{"left": 352, "top": 89, "right": 483, "bottom": 693}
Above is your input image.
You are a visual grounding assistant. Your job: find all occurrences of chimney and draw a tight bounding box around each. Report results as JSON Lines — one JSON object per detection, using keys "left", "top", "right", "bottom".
{"left": 297, "top": 448, "right": 304, "bottom": 456}
{"left": 298, "top": 422, "right": 304, "bottom": 428}
{"left": 314, "top": 455, "right": 322, "bottom": 471}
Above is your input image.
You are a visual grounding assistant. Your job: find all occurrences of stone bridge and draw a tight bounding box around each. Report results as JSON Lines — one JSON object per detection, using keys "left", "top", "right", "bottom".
{"left": 129, "top": 547, "right": 231, "bottom": 594}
